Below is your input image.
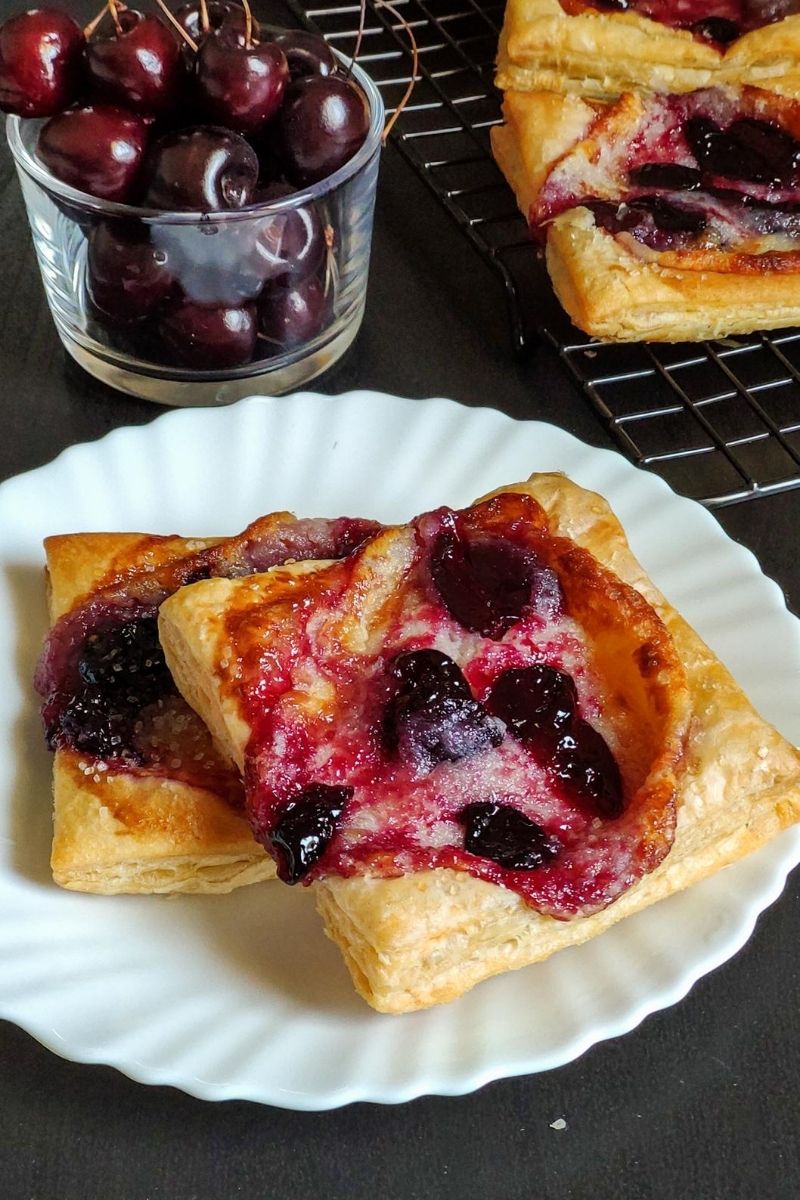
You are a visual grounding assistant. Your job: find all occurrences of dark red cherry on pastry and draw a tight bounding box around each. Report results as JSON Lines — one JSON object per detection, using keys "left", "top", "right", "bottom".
{"left": 628, "top": 162, "right": 702, "bottom": 189}
{"left": 552, "top": 720, "right": 623, "bottom": 819}
{"left": 270, "top": 783, "right": 352, "bottom": 883}
{"left": 143, "top": 126, "right": 258, "bottom": 210}
{"left": 85, "top": 10, "right": 183, "bottom": 115}
{"left": 251, "top": 182, "right": 326, "bottom": 284}
{"left": 382, "top": 649, "right": 504, "bottom": 773}
{"left": 487, "top": 665, "right": 577, "bottom": 751}
{"left": 37, "top": 105, "right": 149, "bottom": 202}
{"left": 430, "top": 525, "right": 564, "bottom": 640}
{"left": 87, "top": 220, "right": 174, "bottom": 324}
{"left": 278, "top": 75, "right": 370, "bottom": 185}
{"left": 174, "top": 0, "right": 249, "bottom": 46}
{"left": 196, "top": 35, "right": 288, "bottom": 133}
{"left": 0, "top": 8, "right": 84, "bottom": 116}
{"left": 460, "top": 802, "right": 560, "bottom": 870}
{"left": 686, "top": 115, "right": 800, "bottom": 186}
{"left": 159, "top": 300, "right": 257, "bottom": 369}
{"left": 690, "top": 16, "right": 740, "bottom": 43}
{"left": 274, "top": 30, "right": 336, "bottom": 78}
{"left": 258, "top": 274, "right": 331, "bottom": 352}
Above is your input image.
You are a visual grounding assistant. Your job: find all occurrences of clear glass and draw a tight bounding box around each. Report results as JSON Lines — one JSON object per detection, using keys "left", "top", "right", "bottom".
{"left": 6, "top": 61, "right": 383, "bottom": 406}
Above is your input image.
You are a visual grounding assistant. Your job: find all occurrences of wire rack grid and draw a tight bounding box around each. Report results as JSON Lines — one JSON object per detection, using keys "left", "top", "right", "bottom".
{"left": 285, "top": 0, "right": 800, "bottom": 507}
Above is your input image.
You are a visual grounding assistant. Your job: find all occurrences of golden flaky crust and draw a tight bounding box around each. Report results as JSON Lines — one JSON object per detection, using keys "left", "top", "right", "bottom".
{"left": 158, "top": 478, "right": 800, "bottom": 1012}
{"left": 44, "top": 532, "right": 274, "bottom": 895}
{"left": 497, "top": 0, "right": 800, "bottom": 99}
{"left": 313, "top": 476, "right": 800, "bottom": 1011}
{"left": 545, "top": 207, "right": 800, "bottom": 342}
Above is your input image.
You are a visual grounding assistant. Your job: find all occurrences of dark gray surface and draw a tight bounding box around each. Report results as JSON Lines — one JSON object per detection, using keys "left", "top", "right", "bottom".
{"left": 1, "top": 4, "right": 799, "bottom": 1197}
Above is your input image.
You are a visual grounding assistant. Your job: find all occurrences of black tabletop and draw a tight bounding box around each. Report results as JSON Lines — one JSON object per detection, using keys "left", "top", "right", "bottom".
{"left": 2, "top": 5, "right": 800, "bottom": 1198}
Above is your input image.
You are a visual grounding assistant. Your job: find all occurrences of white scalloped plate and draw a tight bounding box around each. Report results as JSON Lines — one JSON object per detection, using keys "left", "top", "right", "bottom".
{"left": 1, "top": 391, "right": 799, "bottom": 1108}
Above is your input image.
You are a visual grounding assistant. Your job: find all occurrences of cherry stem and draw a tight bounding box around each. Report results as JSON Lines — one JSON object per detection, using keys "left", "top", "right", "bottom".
{"left": 152, "top": 0, "right": 199, "bottom": 51}
{"left": 378, "top": 0, "right": 418, "bottom": 141}
{"left": 240, "top": 0, "right": 255, "bottom": 47}
{"left": 108, "top": 0, "right": 125, "bottom": 36}
{"left": 199, "top": 0, "right": 210, "bottom": 34}
{"left": 348, "top": 0, "right": 367, "bottom": 79}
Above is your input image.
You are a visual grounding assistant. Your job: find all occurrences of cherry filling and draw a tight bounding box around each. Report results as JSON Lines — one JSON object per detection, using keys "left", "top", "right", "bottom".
{"left": 237, "top": 500, "right": 643, "bottom": 917}
{"left": 47, "top": 615, "right": 176, "bottom": 762}
{"left": 560, "top": 0, "right": 800, "bottom": 41}
{"left": 460, "top": 802, "right": 561, "bottom": 870}
{"left": 383, "top": 649, "right": 504, "bottom": 774}
{"left": 271, "top": 783, "right": 352, "bottom": 883}
{"left": 429, "top": 520, "right": 563, "bottom": 639}
{"left": 537, "top": 90, "right": 800, "bottom": 253}
{"left": 586, "top": 196, "right": 708, "bottom": 251}
{"left": 487, "top": 665, "right": 623, "bottom": 818}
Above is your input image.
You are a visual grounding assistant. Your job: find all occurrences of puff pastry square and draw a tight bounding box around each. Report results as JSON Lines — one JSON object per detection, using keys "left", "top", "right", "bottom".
{"left": 492, "top": 86, "right": 800, "bottom": 341}
{"left": 497, "top": 0, "right": 800, "bottom": 100}
{"left": 158, "top": 477, "right": 800, "bottom": 1012}
{"left": 37, "top": 513, "right": 379, "bottom": 895}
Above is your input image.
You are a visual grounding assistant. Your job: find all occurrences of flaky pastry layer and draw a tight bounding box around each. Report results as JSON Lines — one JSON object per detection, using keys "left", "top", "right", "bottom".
{"left": 497, "top": 0, "right": 800, "bottom": 99}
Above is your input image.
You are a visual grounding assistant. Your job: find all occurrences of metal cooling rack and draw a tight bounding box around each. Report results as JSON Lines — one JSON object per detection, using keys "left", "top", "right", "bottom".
{"left": 284, "top": 0, "right": 800, "bottom": 507}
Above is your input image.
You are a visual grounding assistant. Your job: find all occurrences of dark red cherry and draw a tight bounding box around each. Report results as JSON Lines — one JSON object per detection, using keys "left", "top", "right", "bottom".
{"left": 273, "top": 30, "right": 336, "bottom": 78}
{"left": 174, "top": 0, "right": 250, "bottom": 46}
{"left": 628, "top": 163, "right": 702, "bottom": 189}
{"left": 487, "top": 665, "right": 577, "bottom": 750}
{"left": 250, "top": 182, "right": 325, "bottom": 284}
{"left": 87, "top": 221, "right": 174, "bottom": 325}
{"left": 85, "top": 10, "right": 183, "bottom": 115}
{"left": 460, "top": 802, "right": 560, "bottom": 870}
{"left": 143, "top": 126, "right": 258, "bottom": 210}
{"left": 552, "top": 721, "right": 623, "bottom": 819}
{"left": 690, "top": 17, "right": 740, "bottom": 43}
{"left": 382, "top": 649, "right": 504, "bottom": 774}
{"left": 278, "top": 75, "right": 370, "bottom": 185}
{"left": 270, "top": 783, "right": 351, "bottom": 883}
{"left": 429, "top": 524, "right": 564, "bottom": 640}
{"left": 196, "top": 36, "right": 288, "bottom": 133}
{"left": 159, "top": 300, "right": 257, "bottom": 369}
{"left": 0, "top": 8, "right": 84, "bottom": 116}
{"left": 258, "top": 274, "right": 331, "bottom": 352}
{"left": 37, "top": 105, "right": 149, "bottom": 202}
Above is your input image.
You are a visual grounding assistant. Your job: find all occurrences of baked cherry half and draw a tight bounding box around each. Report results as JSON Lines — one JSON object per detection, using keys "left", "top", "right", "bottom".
{"left": 0, "top": 8, "right": 84, "bottom": 117}
{"left": 382, "top": 649, "right": 504, "bottom": 774}
{"left": 460, "top": 802, "right": 561, "bottom": 870}
{"left": 429, "top": 523, "right": 564, "bottom": 639}
{"left": 270, "top": 783, "right": 352, "bottom": 883}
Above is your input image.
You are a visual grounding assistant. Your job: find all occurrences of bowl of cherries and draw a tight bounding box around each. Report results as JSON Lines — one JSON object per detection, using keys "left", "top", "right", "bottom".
{"left": 1, "top": 0, "right": 384, "bottom": 404}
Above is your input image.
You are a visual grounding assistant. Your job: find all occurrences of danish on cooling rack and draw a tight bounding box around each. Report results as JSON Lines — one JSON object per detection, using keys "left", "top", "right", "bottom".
{"left": 492, "top": 85, "right": 800, "bottom": 341}
{"left": 35, "top": 512, "right": 379, "bottom": 894}
{"left": 158, "top": 477, "right": 800, "bottom": 1011}
{"left": 496, "top": 0, "right": 800, "bottom": 100}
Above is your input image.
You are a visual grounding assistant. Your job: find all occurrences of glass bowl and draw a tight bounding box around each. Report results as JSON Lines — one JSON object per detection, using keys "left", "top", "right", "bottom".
{"left": 6, "top": 60, "right": 383, "bottom": 406}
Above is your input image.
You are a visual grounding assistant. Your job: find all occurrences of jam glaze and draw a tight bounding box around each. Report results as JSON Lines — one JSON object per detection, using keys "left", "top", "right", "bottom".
{"left": 559, "top": 0, "right": 800, "bottom": 43}
{"left": 35, "top": 513, "right": 380, "bottom": 796}
{"left": 229, "top": 493, "right": 682, "bottom": 919}
{"left": 534, "top": 88, "right": 800, "bottom": 255}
